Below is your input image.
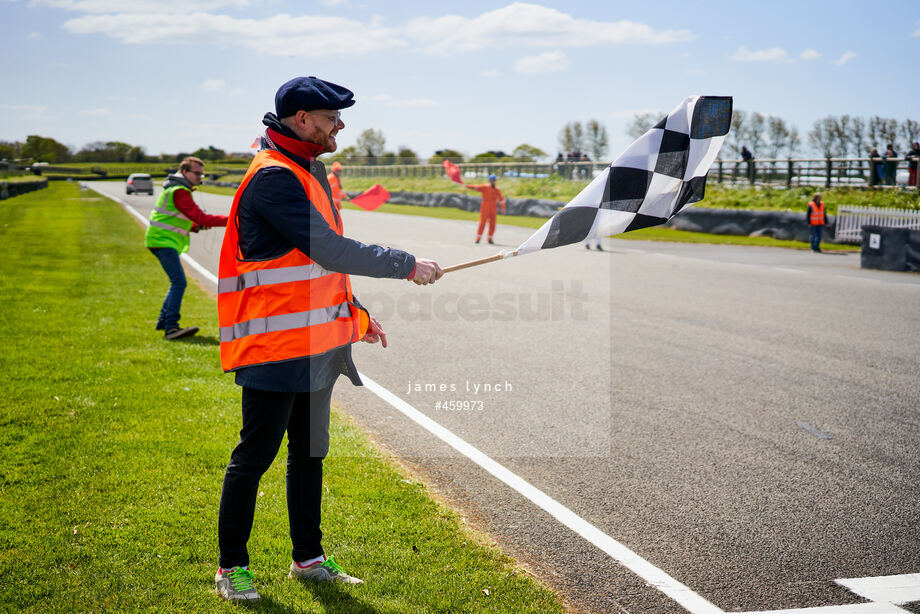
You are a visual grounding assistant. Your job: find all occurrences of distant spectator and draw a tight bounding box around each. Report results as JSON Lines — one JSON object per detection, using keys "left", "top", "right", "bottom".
{"left": 741, "top": 146, "right": 754, "bottom": 183}
{"left": 806, "top": 193, "right": 827, "bottom": 253}
{"left": 326, "top": 161, "right": 349, "bottom": 210}
{"left": 553, "top": 152, "right": 564, "bottom": 177}
{"left": 869, "top": 147, "right": 884, "bottom": 186}
{"left": 906, "top": 142, "right": 920, "bottom": 187}
{"left": 884, "top": 144, "right": 898, "bottom": 185}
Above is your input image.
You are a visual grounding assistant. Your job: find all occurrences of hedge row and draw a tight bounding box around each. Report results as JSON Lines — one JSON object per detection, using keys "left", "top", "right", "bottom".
{"left": 0, "top": 178, "right": 48, "bottom": 200}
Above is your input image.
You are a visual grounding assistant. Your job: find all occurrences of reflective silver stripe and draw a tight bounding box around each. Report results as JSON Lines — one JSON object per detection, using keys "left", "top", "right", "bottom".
{"left": 154, "top": 204, "right": 190, "bottom": 220}
{"left": 217, "top": 264, "right": 333, "bottom": 294}
{"left": 150, "top": 219, "right": 190, "bottom": 236}
{"left": 220, "top": 303, "right": 351, "bottom": 343}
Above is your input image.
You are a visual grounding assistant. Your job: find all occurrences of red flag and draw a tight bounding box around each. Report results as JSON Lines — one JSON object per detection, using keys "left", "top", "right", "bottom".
{"left": 441, "top": 159, "right": 463, "bottom": 184}
{"left": 250, "top": 137, "right": 260, "bottom": 149}
{"left": 350, "top": 184, "right": 389, "bottom": 211}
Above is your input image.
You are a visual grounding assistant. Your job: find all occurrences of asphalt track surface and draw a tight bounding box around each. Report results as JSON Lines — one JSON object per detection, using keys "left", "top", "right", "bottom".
{"left": 94, "top": 181, "right": 920, "bottom": 614}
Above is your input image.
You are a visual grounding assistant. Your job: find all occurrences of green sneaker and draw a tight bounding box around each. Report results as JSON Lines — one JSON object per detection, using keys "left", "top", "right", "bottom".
{"left": 215, "top": 566, "right": 260, "bottom": 601}
{"left": 289, "top": 557, "right": 363, "bottom": 584}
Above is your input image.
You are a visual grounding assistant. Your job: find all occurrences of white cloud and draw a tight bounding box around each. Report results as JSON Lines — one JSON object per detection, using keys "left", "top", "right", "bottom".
{"left": 799, "top": 48, "right": 821, "bottom": 61}
{"left": 729, "top": 46, "right": 822, "bottom": 63}
{"left": 481, "top": 69, "right": 502, "bottom": 78}
{"left": 514, "top": 50, "right": 568, "bottom": 74}
{"left": 202, "top": 79, "right": 225, "bottom": 91}
{"left": 730, "top": 46, "right": 791, "bottom": 62}
{"left": 320, "top": 0, "right": 347, "bottom": 5}
{"left": 2, "top": 103, "right": 47, "bottom": 113}
{"left": 79, "top": 107, "right": 111, "bottom": 116}
{"left": 28, "top": 31, "right": 41, "bottom": 38}
{"left": 29, "top": 0, "right": 253, "bottom": 12}
{"left": 368, "top": 94, "right": 437, "bottom": 108}
{"left": 62, "top": 12, "right": 407, "bottom": 57}
{"left": 835, "top": 50, "right": 857, "bottom": 65}
{"left": 406, "top": 2, "right": 694, "bottom": 54}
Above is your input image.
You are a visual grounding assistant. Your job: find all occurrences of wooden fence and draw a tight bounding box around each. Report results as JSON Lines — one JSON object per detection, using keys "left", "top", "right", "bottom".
{"left": 336, "top": 157, "right": 920, "bottom": 189}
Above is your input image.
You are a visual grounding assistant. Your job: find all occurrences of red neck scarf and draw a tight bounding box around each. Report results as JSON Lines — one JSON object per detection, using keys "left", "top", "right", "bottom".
{"left": 265, "top": 127, "right": 324, "bottom": 161}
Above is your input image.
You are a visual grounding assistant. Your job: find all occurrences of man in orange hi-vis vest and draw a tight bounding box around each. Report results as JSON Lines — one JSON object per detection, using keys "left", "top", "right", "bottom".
{"left": 806, "top": 193, "right": 827, "bottom": 253}
{"left": 465, "top": 173, "right": 506, "bottom": 244}
{"left": 326, "top": 161, "right": 347, "bottom": 209}
{"left": 214, "top": 76, "right": 443, "bottom": 603}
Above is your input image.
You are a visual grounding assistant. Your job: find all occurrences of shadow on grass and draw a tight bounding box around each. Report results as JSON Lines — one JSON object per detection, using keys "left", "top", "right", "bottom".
{"left": 178, "top": 335, "right": 220, "bottom": 346}
{"left": 252, "top": 581, "right": 382, "bottom": 614}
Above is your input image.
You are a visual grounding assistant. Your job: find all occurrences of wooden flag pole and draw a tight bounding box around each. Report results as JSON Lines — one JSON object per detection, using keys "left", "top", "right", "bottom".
{"left": 443, "top": 250, "right": 518, "bottom": 273}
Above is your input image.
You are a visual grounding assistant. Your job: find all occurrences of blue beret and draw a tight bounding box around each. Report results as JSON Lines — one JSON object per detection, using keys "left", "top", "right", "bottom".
{"left": 488, "top": 174, "right": 497, "bottom": 181}
{"left": 274, "top": 76, "right": 355, "bottom": 117}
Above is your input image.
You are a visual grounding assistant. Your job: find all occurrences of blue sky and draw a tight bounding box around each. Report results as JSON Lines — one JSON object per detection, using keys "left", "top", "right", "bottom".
{"left": 2, "top": 0, "right": 919, "bottom": 160}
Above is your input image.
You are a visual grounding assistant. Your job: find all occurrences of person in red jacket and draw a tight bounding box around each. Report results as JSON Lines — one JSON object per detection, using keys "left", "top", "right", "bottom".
{"left": 326, "top": 161, "right": 348, "bottom": 210}
{"left": 806, "top": 193, "right": 827, "bottom": 253}
{"left": 466, "top": 174, "right": 506, "bottom": 244}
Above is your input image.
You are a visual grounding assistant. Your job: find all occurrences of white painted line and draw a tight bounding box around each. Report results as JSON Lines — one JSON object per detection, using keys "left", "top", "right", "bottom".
{"left": 358, "top": 372, "right": 725, "bottom": 614}
{"left": 95, "top": 182, "right": 718, "bottom": 612}
{"left": 732, "top": 602, "right": 909, "bottom": 614}
{"left": 837, "top": 573, "right": 920, "bottom": 605}
{"left": 92, "top": 183, "right": 918, "bottom": 614}
{"left": 179, "top": 252, "right": 218, "bottom": 286}
{"left": 87, "top": 183, "right": 218, "bottom": 286}
{"left": 796, "top": 421, "right": 832, "bottom": 440}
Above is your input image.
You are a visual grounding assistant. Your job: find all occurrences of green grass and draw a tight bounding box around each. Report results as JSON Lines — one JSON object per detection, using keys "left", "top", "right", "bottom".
{"left": 700, "top": 184, "right": 920, "bottom": 213}
{"left": 0, "top": 182, "right": 566, "bottom": 613}
{"left": 197, "top": 184, "right": 239, "bottom": 196}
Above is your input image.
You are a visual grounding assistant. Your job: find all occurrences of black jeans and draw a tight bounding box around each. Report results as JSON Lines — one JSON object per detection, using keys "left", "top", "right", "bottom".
{"left": 218, "top": 385, "right": 333, "bottom": 568}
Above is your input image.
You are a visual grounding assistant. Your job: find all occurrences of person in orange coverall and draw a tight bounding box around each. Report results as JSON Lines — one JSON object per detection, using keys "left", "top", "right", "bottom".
{"left": 326, "top": 161, "right": 348, "bottom": 210}
{"left": 465, "top": 173, "right": 506, "bottom": 244}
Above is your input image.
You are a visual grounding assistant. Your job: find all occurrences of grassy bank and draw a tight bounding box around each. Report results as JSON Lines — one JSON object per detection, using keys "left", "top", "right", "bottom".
{"left": 0, "top": 182, "right": 566, "bottom": 613}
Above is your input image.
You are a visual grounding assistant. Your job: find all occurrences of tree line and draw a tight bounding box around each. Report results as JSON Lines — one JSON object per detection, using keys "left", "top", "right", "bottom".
{"left": 0, "top": 136, "right": 235, "bottom": 164}
{"left": 325, "top": 128, "right": 551, "bottom": 165}
{"left": 15, "top": 111, "right": 914, "bottom": 167}
{"left": 626, "top": 111, "right": 920, "bottom": 160}
{"left": 2, "top": 120, "right": 607, "bottom": 167}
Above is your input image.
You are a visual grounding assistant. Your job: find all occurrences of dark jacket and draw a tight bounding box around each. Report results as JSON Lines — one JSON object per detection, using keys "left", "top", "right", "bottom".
{"left": 233, "top": 113, "right": 416, "bottom": 392}
{"left": 906, "top": 147, "right": 920, "bottom": 171}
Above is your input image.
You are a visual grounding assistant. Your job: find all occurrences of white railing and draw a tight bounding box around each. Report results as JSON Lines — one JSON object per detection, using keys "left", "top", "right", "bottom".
{"left": 835, "top": 205, "right": 920, "bottom": 243}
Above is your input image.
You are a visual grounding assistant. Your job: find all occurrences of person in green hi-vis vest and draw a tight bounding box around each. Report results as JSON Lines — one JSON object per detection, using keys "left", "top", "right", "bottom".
{"left": 144, "top": 156, "right": 228, "bottom": 339}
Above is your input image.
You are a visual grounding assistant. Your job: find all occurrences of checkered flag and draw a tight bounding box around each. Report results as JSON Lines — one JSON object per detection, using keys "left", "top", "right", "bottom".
{"left": 517, "top": 96, "right": 732, "bottom": 254}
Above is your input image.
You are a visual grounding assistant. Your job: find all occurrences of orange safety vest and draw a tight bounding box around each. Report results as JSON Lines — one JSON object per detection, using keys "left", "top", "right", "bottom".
{"left": 218, "top": 149, "right": 369, "bottom": 372}
{"left": 327, "top": 172, "right": 345, "bottom": 209}
{"left": 809, "top": 201, "right": 826, "bottom": 225}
